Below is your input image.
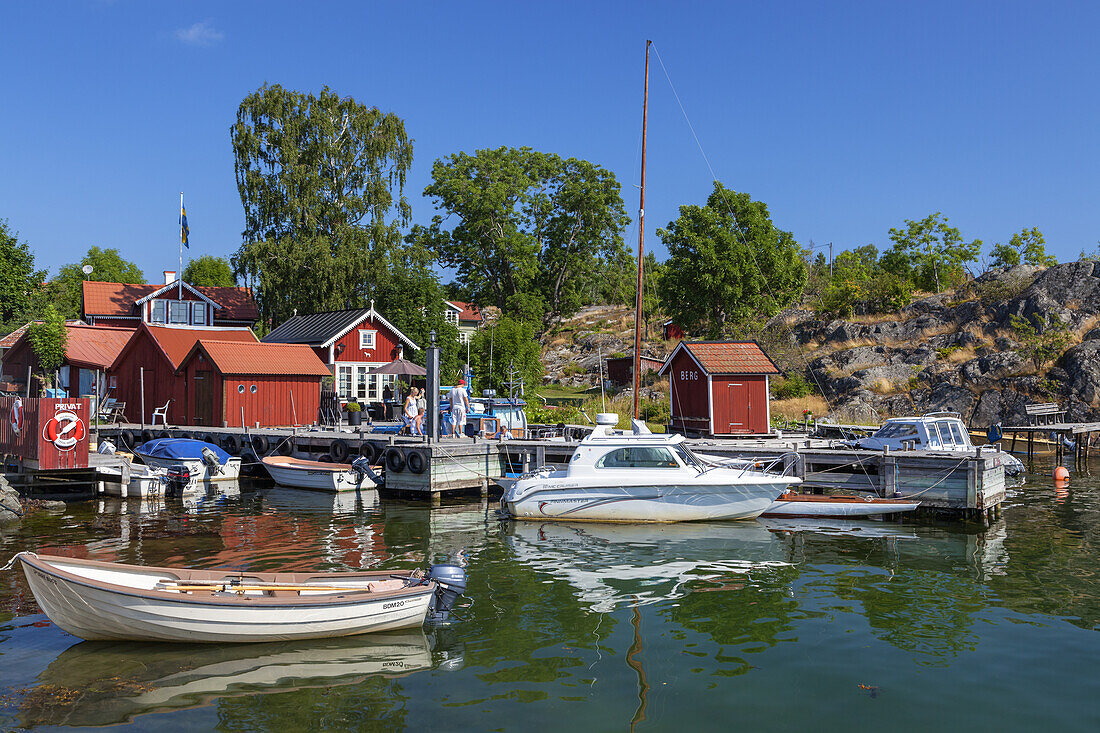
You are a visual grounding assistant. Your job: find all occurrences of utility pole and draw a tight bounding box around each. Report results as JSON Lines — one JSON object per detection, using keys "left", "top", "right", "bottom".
{"left": 829, "top": 242, "right": 834, "bottom": 278}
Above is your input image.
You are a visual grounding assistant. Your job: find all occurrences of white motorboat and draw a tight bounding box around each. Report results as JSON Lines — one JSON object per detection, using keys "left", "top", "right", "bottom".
{"left": 98, "top": 462, "right": 167, "bottom": 498}
{"left": 133, "top": 438, "right": 242, "bottom": 484}
{"left": 500, "top": 414, "right": 800, "bottom": 523}
{"left": 16, "top": 552, "right": 467, "bottom": 643}
{"left": 261, "top": 455, "right": 382, "bottom": 492}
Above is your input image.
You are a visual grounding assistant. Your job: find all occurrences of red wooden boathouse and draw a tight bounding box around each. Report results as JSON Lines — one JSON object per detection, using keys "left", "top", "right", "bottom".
{"left": 606, "top": 355, "right": 666, "bottom": 387}
{"left": 658, "top": 341, "right": 779, "bottom": 436}
{"left": 177, "top": 340, "right": 330, "bottom": 427}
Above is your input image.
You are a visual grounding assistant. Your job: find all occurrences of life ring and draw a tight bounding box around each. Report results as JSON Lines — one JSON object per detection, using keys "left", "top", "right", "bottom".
{"left": 406, "top": 449, "right": 427, "bottom": 475}
{"left": 329, "top": 439, "right": 350, "bottom": 463}
{"left": 220, "top": 433, "right": 240, "bottom": 454}
{"left": 385, "top": 447, "right": 406, "bottom": 473}
{"left": 277, "top": 438, "right": 294, "bottom": 456}
{"left": 251, "top": 434, "right": 271, "bottom": 455}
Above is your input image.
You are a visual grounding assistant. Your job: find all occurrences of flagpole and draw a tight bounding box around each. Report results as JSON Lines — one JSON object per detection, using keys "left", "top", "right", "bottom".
{"left": 179, "top": 192, "right": 184, "bottom": 298}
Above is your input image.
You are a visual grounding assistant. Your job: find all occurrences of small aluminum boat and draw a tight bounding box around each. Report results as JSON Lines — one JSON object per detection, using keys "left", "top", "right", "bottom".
{"left": 16, "top": 552, "right": 466, "bottom": 643}
{"left": 98, "top": 463, "right": 167, "bottom": 498}
{"left": 261, "top": 455, "right": 382, "bottom": 492}
{"left": 760, "top": 492, "right": 919, "bottom": 518}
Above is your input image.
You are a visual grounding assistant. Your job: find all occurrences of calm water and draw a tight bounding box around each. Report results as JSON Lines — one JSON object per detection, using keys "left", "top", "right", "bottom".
{"left": 2, "top": 461, "right": 1099, "bottom": 731}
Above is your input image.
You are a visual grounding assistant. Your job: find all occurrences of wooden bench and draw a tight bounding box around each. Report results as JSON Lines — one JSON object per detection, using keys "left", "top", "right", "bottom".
{"left": 1025, "top": 402, "right": 1066, "bottom": 426}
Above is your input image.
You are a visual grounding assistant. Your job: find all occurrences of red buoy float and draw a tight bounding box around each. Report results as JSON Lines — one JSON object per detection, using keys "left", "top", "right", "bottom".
{"left": 1053, "top": 465, "right": 1070, "bottom": 481}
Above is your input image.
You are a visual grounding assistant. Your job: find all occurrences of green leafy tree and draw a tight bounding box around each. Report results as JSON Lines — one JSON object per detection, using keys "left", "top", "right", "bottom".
{"left": 230, "top": 83, "right": 413, "bottom": 327}
{"left": 657, "top": 183, "right": 806, "bottom": 339}
{"left": 1009, "top": 312, "right": 1071, "bottom": 370}
{"left": 423, "top": 146, "right": 630, "bottom": 329}
{"left": 0, "top": 219, "right": 46, "bottom": 329}
{"left": 884, "top": 212, "right": 981, "bottom": 292}
{"left": 26, "top": 305, "right": 67, "bottom": 389}
{"left": 183, "top": 255, "right": 236, "bottom": 286}
{"left": 469, "top": 316, "right": 543, "bottom": 396}
{"left": 990, "top": 227, "right": 1057, "bottom": 269}
{"left": 55, "top": 246, "right": 145, "bottom": 318}
{"left": 814, "top": 245, "right": 877, "bottom": 318}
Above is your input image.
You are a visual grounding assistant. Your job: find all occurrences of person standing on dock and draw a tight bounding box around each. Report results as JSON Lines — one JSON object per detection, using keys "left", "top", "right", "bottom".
{"left": 403, "top": 389, "right": 419, "bottom": 435}
{"left": 449, "top": 379, "right": 470, "bottom": 437}
{"left": 415, "top": 388, "right": 427, "bottom": 436}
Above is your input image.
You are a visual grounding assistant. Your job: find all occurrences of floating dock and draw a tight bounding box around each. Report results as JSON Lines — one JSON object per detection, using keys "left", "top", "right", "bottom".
{"left": 92, "top": 425, "right": 1009, "bottom": 521}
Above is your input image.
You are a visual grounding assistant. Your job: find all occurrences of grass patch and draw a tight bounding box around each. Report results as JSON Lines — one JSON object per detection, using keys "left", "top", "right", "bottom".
{"left": 770, "top": 395, "right": 829, "bottom": 422}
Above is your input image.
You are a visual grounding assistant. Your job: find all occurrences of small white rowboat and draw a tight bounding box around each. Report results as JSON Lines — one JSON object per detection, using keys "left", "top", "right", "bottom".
{"left": 261, "top": 455, "right": 381, "bottom": 492}
{"left": 760, "top": 492, "right": 920, "bottom": 518}
{"left": 16, "top": 552, "right": 441, "bottom": 643}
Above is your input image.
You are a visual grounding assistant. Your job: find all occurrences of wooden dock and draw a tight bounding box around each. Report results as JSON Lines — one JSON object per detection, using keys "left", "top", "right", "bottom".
{"left": 91, "top": 424, "right": 1009, "bottom": 520}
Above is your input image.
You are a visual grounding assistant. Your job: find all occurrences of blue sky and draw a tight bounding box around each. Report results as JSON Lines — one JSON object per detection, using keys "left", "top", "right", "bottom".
{"left": 2, "top": 1, "right": 1098, "bottom": 282}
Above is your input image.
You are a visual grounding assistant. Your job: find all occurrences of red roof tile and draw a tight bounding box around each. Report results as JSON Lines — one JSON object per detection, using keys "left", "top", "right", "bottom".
{"left": 191, "top": 339, "right": 331, "bottom": 376}
{"left": 82, "top": 281, "right": 258, "bottom": 321}
{"left": 677, "top": 342, "right": 779, "bottom": 375}
{"left": 64, "top": 325, "right": 134, "bottom": 369}
{"left": 146, "top": 325, "right": 258, "bottom": 369}
{"left": 446, "top": 301, "right": 482, "bottom": 322}
{"left": 0, "top": 323, "right": 31, "bottom": 349}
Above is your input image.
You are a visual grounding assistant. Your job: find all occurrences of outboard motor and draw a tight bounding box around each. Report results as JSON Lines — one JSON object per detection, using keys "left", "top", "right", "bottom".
{"left": 97, "top": 439, "right": 116, "bottom": 455}
{"left": 351, "top": 456, "right": 384, "bottom": 486}
{"left": 165, "top": 465, "right": 191, "bottom": 495}
{"left": 426, "top": 564, "right": 467, "bottom": 624}
{"left": 201, "top": 446, "right": 224, "bottom": 476}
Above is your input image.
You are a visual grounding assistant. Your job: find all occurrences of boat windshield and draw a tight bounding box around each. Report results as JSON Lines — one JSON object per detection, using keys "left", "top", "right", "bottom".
{"left": 873, "top": 421, "right": 919, "bottom": 440}
{"left": 673, "top": 443, "right": 705, "bottom": 469}
{"left": 595, "top": 447, "right": 679, "bottom": 469}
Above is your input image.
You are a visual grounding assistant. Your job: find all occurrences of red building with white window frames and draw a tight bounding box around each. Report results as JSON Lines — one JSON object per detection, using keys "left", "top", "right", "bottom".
{"left": 262, "top": 306, "right": 419, "bottom": 405}
{"left": 658, "top": 341, "right": 779, "bottom": 436}
{"left": 81, "top": 271, "right": 258, "bottom": 329}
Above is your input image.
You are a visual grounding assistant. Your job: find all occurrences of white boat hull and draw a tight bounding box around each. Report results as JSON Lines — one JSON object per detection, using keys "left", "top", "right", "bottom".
{"left": 760, "top": 496, "right": 920, "bottom": 518}
{"left": 19, "top": 554, "right": 435, "bottom": 643}
{"left": 262, "top": 456, "right": 371, "bottom": 492}
{"left": 135, "top": 454, "right": 242, "bottom": 483}
{"left": 98, "top": 465, "right": 166, "bottom": 497}
{"left": 503, "top": 476, "right": 793, "bottom": 522}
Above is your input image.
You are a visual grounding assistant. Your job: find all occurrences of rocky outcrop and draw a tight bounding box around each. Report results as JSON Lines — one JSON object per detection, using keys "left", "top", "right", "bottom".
{"left": 0, "top": 475, "right": 23, "bottom": 525}
{"left": 777, "top": 262, "right": 1100, "bottom": 425}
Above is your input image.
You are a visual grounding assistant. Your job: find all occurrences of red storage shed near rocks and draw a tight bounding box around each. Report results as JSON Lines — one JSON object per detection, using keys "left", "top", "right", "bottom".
{"left": 177, "top": 340, "right": 331, "bottom": 427}
{"left": 658, "top": 341, "right": 779, "bottom": 436}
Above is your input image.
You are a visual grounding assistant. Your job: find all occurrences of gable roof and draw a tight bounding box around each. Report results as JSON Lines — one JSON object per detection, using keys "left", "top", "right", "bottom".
{"left": 110, "top": 322, "right": 259, "bottom": 371}
{"left": 444, "top": 300, "right": 482, "bottom": 322}
{"left": 134, "top": 281, "right": 221, "bottom": 309}
{"left": 1, "top": 323, "right": 130, "bottom": 371}
{"left": 82, "top": 281, "right": 259, "bottom": 321}
{"left": 658, "top": 341, "right": 779, "bottom": 376}
{"left": 263, "top": 307, "right": 419, "bottom": 350}
{"left": 0, "top": 323, "right": 32, "bottom": 349}
{"left": 181, "top": 339, "right": 331, "bottom": 377}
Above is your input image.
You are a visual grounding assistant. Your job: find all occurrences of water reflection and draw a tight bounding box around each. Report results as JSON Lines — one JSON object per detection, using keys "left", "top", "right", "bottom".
{"left": 260, "top": 486, "right": 380, "bottom": 515}
{"left": 503, "top": 520, "right": 788, "bottom": 612}
{"left": 17, "top": 630, "right": 455, "bottom": 728}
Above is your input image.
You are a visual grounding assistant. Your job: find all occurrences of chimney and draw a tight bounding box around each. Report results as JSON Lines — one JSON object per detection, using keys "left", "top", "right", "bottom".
{"left": 163, "top": 270, "right": 177, "bottom": 285}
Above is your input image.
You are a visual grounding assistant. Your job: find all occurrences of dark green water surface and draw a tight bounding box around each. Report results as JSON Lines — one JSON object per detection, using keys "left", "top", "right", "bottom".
{"left": 2, "top": 464, "right": 1099, "bottom": 731}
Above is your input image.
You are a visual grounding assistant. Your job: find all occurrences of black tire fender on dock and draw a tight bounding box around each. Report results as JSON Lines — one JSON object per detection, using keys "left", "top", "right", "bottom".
{"left": 317, "top": 454, "right": 333, "bottom": 463}
{"left": 329, "top": 439, "right": 350, "bottom": 463}
{"left": 385, "top": 447, "right": 406, "bottom": 473}
{"left": 251, "top": 434, "right": 271, "bottom": 455}
{"left": 405, "top": 449, "right": 427, "bottom": 475}
{"left": 220, "top": 433, "right": 240, "bottom": 454}
{"left": 140, "top": 429, "right": 155, "bottom": 444}
{"left": 119, "top": 429, "right": 135, "bottom": 449}
{"left": 202, "top": 432, "right": 217, "bottom": 446}
{"left": 277, "top": 438, "right": 294, "bottom": 456}
{"left": 360, "top": 442, "right": 379, "bottom": 463}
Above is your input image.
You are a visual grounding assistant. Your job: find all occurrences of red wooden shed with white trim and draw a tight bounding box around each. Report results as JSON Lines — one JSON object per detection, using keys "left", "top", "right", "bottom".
{"left": 658, "top": 341, "right": 779, "bottom": 436}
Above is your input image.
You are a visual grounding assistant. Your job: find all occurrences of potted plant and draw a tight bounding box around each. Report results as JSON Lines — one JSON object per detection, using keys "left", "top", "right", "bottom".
{"left": 345, "top": 399, "right": 363, "bottom": 426}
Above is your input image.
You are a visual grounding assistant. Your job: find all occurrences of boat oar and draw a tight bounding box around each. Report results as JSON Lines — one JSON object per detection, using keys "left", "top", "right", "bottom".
{"left": 161, "top": 583, "right": 376, "bottom": 593}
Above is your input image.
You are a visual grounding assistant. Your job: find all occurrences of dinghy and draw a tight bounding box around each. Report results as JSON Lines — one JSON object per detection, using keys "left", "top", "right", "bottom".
{"left": 261, "top": 455, "right": 382, "bottom": 492}
{"left": 16, "top": 552, "right": 467, "bottom": 643}
{"left": 760, "top": 492, "right": 919, "bottom": 518}
{"left": 134, "top": 438, "right": 241, "bottom": 484}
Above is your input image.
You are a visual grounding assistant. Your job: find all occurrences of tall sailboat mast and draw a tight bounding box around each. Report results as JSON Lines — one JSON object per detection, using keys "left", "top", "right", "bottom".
{"left": 633, "top": 39, "right": 651, "bottom": 421}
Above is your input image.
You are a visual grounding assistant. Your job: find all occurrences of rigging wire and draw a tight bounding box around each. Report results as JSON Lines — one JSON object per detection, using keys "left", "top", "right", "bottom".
{"left": 649, "top": 44, "right": 835, "bottom": 410}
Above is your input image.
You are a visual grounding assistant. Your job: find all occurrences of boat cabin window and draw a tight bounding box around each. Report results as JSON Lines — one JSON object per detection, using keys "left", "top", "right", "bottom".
{"left": 596, "top": 447, "right": 679, "bottom": 469}
{"left": 937, "top": 420, "right": 966, "bottom": 447}
{"left": 874, "top": 422, "right": 919, "bottom": 439}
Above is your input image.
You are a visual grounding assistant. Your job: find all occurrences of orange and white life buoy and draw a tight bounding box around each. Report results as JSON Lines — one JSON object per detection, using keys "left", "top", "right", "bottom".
{"left": 42, "top": 410, "right": 86, "bottom": 451}
{"left": 9, "top": 398, "right": 23, "bottom": 435}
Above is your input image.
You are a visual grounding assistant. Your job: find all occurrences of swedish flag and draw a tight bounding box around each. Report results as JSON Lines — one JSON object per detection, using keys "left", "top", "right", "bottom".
{"left": 180, "top": 203, "right": 189, "bottom": 248}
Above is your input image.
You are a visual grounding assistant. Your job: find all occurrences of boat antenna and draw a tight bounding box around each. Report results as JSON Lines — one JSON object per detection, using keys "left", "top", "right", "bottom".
{"left": 633, "top": 39, "right": 650, "bottom": 421}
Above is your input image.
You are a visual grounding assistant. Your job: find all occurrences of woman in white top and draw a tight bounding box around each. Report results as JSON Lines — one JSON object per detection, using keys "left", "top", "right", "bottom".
{"left": 403, "top": 390, "right": 419, "bottom": 435}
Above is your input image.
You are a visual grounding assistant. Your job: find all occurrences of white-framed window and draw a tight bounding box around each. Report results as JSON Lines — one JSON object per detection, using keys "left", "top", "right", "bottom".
{"left": 445, "top": 309, "right": 459, "bottom": 325}
{"left": 151, "top": 300, "right": 167, "bottom": 323}
{"left": 359, "top": 330, "right": 376, "bottom": 349}
{"left": 356, "top": 366, "right": 368, "bottom": 400}
{"left": 192, "top": 302, "right": 206, "bottom": 325}
{"left": 337, "top": 365, "right": 353, "bottom": 398}
{"left": 458, "top": 330, "right": 471, "bottom": 344}
{"left": 169, "top": 301, "right": 189, "bottom": 324}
